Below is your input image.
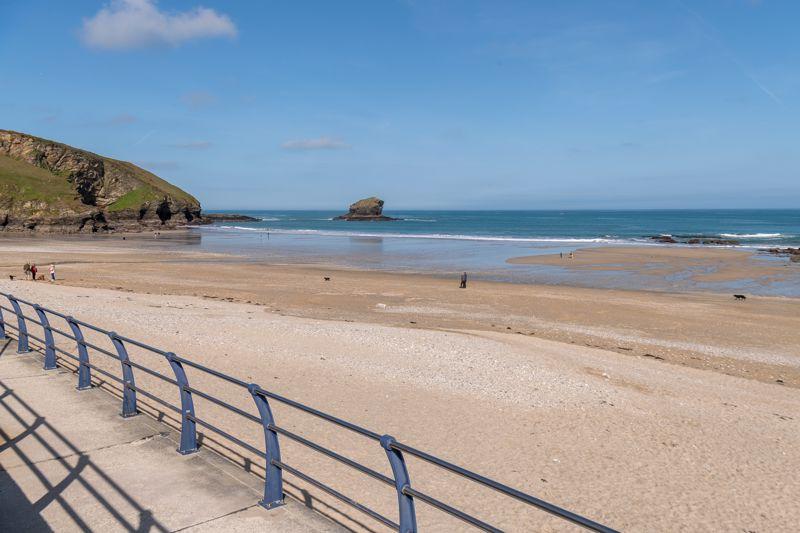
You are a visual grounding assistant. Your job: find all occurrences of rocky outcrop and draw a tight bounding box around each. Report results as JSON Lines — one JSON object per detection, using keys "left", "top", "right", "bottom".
{"left": 202, "top": 213, "right": 260, "bottom": 222}
{"left": 334, "top": 197, "right": 398, "bottom": 221}
{"left": 0, "top": 129, "right": 202, "bottom": 232}
{"left": 651, "top": 235, "right": 677, "bottom": 244}
{"left": 764, "top": 248, "right": 800, "bottom": 263}
{"left": 649, "top": 235, "right": 740, "bottom": 246}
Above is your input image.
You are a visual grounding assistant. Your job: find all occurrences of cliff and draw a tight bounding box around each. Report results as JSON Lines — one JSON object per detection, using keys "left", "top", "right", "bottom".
{"left": 0, "top": 129, "right": 202, "bottom": 232}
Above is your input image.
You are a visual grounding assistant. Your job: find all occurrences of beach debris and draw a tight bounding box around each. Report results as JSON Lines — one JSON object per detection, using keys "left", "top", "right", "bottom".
{"left": 376, "top": 303, "right": 387, "bottom": 309}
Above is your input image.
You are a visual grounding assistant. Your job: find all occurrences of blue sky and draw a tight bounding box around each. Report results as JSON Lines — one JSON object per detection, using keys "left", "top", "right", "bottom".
{"left": 1, "top": 0, "right": 798, "bottom": 209}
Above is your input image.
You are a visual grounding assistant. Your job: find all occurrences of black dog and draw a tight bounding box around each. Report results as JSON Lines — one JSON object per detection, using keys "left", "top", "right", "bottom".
{"left": 323, "top": 277, "right": 331, "bottom": 281}
{"left": 733, "top": 294, "right": 747, "bottom": 300}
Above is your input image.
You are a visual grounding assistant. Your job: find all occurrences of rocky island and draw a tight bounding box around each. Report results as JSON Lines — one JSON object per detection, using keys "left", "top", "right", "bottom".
{"left": 0, "top": 129, "right": 202, "bottom": 232}
{"left": 334, "top": 197, "right": 398, "bottom": 221}
{"left": 202, "top": 213, "right": 260, "bottom": 222}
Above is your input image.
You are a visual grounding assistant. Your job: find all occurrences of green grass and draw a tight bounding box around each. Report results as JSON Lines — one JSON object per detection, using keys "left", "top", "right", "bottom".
{"left": 102, "top": 158, "right": 199, "bottom": 206}
{"left": 106, "top": 186, "right": 160, "bottom": 211}
{"left": 0, "top": 154, "right": 82, "bottom": 209}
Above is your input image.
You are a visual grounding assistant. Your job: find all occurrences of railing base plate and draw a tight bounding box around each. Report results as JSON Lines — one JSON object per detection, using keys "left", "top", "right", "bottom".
{"left": 120, "top": 412, "right": 140, "bottom": 418}
{"left": 177, "top": 447, "right": 198, "bottom": 455}
{"left": 258, "top": 499, "right": 285, "bottom": 510}
{"left": 76, "top": 385, "right": 93, "bottom": 391}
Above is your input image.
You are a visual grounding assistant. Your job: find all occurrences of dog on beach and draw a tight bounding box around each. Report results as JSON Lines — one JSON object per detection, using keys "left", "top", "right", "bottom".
{"left": 324, "top": 277, "right": 331, "bottom": 281}
{"left": 733, "top": 294, "right": 747, "bottom": 300}
{"left": 8, "top": 275, "right": 14, "bottom": 280}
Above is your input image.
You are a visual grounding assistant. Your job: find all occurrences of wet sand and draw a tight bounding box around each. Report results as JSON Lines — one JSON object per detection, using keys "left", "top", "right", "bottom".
{"left": 508, "top": 245, "right": 796, "bottom": 284}
{"left": 1, "top": 237, "right": 799, "bottom": 531}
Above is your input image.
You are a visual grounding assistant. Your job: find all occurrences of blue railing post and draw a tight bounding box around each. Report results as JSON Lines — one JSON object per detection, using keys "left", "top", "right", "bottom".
{"left": 67, "top": 317, "right": 92, "bottom": 390}
{"left": 7, "top": 295, "right": 30, "bottom": 353}
{"left": 165, "top": 352, "right": 198, "bottom": 454}
{"left": 109, "top": 332, "right": 138, "bottom": 417}
{"left": 247, "top": 384, "right": 284, "bottom": 509}
{"left": 0, "top": 301, "right": 6, "bottom": 340}
{"left": 381, "top": 435, "right": 418, "bottom": 533}
{"left": 33, "top": 305, "right": 56, "bottom": 370}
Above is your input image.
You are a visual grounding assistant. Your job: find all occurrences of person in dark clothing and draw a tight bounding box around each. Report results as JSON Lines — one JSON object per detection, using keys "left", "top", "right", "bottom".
{"left": 459, "top": 271, "right": 467, "bottom": 288}
{"left": 30, "top": 264, "right": 38, "bottom": 281}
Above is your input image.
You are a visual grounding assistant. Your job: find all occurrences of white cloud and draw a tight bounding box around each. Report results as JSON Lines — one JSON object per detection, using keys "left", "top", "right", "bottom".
{"left": 81, "top": 0, "right": 237, "bottom": 50}
{"left": 281, "top": 137, "right": 351, "bottom": 151}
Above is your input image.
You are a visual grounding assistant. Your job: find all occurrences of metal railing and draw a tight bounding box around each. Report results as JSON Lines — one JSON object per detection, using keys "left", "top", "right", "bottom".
{"left": 0, "top": 290, "right": 618, "bottom": 533}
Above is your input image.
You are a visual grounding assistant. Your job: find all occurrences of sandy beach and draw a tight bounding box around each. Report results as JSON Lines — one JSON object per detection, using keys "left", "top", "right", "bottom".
{"left": 1, "top": 237, "right": 799, "bottom": 531}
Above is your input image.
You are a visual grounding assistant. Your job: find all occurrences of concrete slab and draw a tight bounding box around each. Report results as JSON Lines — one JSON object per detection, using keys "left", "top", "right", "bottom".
{"left": 0, "top": 343, "right": 342, "bottom": 532}
{"left": 0, "top": 359, "right": 159, "bottom": 469}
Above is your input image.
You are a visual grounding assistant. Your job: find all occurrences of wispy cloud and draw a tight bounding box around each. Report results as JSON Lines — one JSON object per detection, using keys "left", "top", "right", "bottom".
{"left": 281, "top": 137, "right": 351, "bottom": 151}
{"left": 81, "top": 0, "right": 237, "bottom": 50}
{"left": 133, "top": 129, "right": 155, "bottom": 146}
{"left": 109, "top": 113, "right": 137, "bottom": 125}
{"left": 169, "top": 140, "right": 212, "bottom": 150}
{"left": 180, "top": 91, "right": 216, "bottom": 109}
{"left": 678, "top": 1, "right": 782, "bottom": 105}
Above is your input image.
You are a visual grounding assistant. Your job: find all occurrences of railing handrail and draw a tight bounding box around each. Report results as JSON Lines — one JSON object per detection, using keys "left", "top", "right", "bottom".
{"left": 0, "top": 290, "right": 618, "bottom": 533}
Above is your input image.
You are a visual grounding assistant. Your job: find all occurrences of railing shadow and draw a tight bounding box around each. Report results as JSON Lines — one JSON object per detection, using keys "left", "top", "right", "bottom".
{"left": 0, "top": 376, "right": 168, "bottom": 532}
{"left": 6, "top": 338, "right": 381, "bottom": 533}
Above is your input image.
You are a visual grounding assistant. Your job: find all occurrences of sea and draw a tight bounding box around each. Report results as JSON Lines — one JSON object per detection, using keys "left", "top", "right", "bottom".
{"left": 186, "top": 209, "right": 800, "bottom": 296}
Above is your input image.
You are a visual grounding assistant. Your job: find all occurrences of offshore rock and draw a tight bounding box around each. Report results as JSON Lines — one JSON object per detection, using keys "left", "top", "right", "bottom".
{"left": 334, "top": 197, "right": 398, "bottom": 221}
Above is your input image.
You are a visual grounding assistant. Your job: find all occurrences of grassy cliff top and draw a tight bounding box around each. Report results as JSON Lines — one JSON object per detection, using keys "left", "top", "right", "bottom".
{"left": 0, "top": 129, "right": 199, "bottom": 212}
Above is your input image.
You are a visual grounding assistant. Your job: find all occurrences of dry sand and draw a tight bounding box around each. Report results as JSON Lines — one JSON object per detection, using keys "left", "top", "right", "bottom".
{"left": 0, "top": 238, "right": 799, "bottom": 531}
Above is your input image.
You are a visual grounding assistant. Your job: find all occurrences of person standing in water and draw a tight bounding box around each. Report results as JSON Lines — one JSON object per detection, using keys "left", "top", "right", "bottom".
{"left": 460, "top": 271, "right": 468, "bottom": 289}
{"left": 49, "top": 264, "right": 56, "bottom": 282}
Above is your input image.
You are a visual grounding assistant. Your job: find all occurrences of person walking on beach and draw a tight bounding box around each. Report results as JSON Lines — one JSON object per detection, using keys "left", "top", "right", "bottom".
{"left": 49, "top": 264, "right": 56, "bottom": 282}
{"left": 460, "top": 271, "right": 468, "bottom": 289}
{"left": 30, "top": 263, "right": 38, "bottom": 281}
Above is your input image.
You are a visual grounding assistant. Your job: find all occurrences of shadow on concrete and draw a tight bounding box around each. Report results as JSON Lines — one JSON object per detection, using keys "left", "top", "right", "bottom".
{"left": 0, "top": 379, "right": 167, "bottom": 532}
{"left": 3, "top": 333, "right": 380, "bottom": 533}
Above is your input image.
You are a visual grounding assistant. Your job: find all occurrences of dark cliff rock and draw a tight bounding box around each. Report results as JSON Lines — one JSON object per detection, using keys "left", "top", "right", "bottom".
{"left": 202, "top": 213, "right": 260, "bottom": 222}
{"left": 764, "top": 248, "right": 800, "bottom": 263}
{"left": 651, "top": 235, "right": 678, "bottom": 244}
{"left": 0, "top": 129, "right": 202, "bottom": 233}
{"left": 334, "top": 197, "right": 398, "bottom": 221}
{"left": 649, "top": 235, "right": 741, "bottom": 246}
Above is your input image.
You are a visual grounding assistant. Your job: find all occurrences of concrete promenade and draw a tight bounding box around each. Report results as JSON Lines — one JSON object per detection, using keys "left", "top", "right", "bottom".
{"left": 0, "top": 337, "right": 341, "bottom": 532}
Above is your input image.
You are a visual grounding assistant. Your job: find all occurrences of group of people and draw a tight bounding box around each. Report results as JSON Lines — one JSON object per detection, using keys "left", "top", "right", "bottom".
{"left": 23, "top": 263, "right": 56, "bottom": 282}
